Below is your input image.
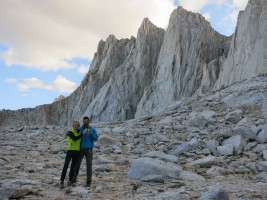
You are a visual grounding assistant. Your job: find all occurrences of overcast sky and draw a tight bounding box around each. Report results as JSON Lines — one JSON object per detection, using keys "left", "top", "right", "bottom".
{"left": 0, "top": 0, "right": 249, "bottom": 110}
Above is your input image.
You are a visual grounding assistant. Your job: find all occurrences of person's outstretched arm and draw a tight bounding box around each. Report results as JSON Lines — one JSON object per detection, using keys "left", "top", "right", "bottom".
{"left": 67, "top": 131, "right": 82, "bottom": 141}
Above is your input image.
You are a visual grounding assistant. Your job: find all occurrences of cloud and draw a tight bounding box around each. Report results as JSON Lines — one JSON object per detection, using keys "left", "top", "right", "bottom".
{"left": 202, "top": 12, "right": 211, "bottom": 21}
{"left": 224, "top": 0, "right": 248, "bottom": 25}
{"left": 0, "top": 0, "right": 175, "bottom": 72}
{"left": 7, "top": 76, "right": 77, "bottom": 93}
{"left": 177, "top": 0, "right": 248, "bottom": 35}
{"left": 4, "top": 78, "right": 17, "bottom": 84}
{"left": 17, "top": 78, "right": 53, "bottom": 91}
{"left": 52, "top": 75, "right": 78, "bottom": 93}
{"left": 179, "top": 0, "right": 213, "bottom": 12}
{"left": 233, "top": 0, "right": 248, "bottom": 8}
{"left": 228, "top": 9, "right": 240, "bottom": 24}
{"left": 78, "top": 65, "right": 89, "bottom": 74}
{"left": 178, "top": 0, "right": 244, "bottom": 12}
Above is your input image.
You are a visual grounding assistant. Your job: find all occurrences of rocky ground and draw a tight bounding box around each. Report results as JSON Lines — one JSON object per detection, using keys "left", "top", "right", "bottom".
{"left": 0, "top": 76, "right": 267, "bottom": 200}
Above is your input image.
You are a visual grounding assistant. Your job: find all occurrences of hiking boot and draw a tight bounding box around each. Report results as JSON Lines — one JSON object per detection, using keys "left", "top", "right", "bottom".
{"left": 59, "top": 181, "right": 64, "bottom": 189}
{"left": 72, "top": 179, "right": 77, "bottom": 183}
{"left": 85, "top": 182, "right": 91, "bottom": 187}
{"left": 83, "top": 182, "right": 91, "bottom": 187}
{"left": 67, "top": 181, "right": 73, "bottom": 186}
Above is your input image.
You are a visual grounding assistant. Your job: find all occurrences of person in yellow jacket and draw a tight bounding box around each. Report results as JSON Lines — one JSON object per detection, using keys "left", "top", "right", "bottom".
{"left": 60, "top": 120, "right": 82, "bottom": 188}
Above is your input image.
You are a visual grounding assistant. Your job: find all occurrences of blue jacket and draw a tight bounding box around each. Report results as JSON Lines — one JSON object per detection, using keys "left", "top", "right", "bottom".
{"left": 80, "top": 125, "right": 98, "bottom": 149}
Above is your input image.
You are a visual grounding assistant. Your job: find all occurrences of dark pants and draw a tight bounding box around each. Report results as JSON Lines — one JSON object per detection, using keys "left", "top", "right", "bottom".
{"left": 73, "top": 149, "right": 93, "bottom": 183}
{"left": 60, "top": 150, "right": 80, "bottom": 182}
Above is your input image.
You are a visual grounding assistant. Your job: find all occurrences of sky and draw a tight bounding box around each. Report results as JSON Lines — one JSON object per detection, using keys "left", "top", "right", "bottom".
{"left": 0, "top": 0, "right": 249, "bottom": 110}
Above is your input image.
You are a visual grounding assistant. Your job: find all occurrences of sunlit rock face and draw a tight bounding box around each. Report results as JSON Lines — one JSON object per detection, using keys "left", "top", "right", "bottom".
{"left": 135, "top": 7, "right": 230, "bottom": 117}
{"left": 0, "top": 0, "right": 266, "bottom": 126}
{"left": 63, "top": 18, "right": 165, "bottom": 124}
{"left": 214, "top": 0, "right": 267, "bottom": 89}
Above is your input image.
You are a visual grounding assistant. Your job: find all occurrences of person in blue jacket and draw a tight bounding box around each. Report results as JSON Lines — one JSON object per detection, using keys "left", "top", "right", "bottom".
{"left": 73, "top": 116, "right": 98, "bottom": 187}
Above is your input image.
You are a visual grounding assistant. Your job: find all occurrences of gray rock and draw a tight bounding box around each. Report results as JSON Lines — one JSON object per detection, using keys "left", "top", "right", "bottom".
{"left": 232, "top": 128, "right": 257, "bottom": 140}
{"left": 3, "top": 179, "right": 39, "bottom": 187}
{"left": 97, "top": 155, "right": 114, "bottom": 164}
{"left": 257, "top": 161, "right": 267, "bottom": 171}
{"left": 200, "top": 188, "right": 230, "bottom": 200}
{"left": 147, "top": 191, "right": 189, "bottom": 200}
{"left": 253, "top": 143, "right": 267, "bottom": 153}
{"left": 244, "top": 142, "right": 257, "bottom": 151}
{"left": 145, "top": 134, "right": 170, "bottom": 145}
{"left": 219, "top": 129, "right": 234, "bottom": 138}
{"left": 222, "top": 135, "right": 246, "bottom": 155}
{"left": 111, "top": 145, "right": 120, "bottom": 150}
{"left": 158, "top": 116, "right": 173, "bottom": 125}
{"left": 262, "top": 99, "right": 267, "bottom": 119}
{"left": 245, "top": 162, "right": 258, "bottom": 171}
{"left": 256, "top": 172, "right": 267, "bottom": 180}
{"left": 188, "top": 116, "right": 209, "bottom": 127}
{"left": 199, "top": 110, "right": 216, "bottom": 120}
{"left": 217, "top": 144, "right": 234, "bottom": 156}
{"left": 97, "top": 134, "right": 121, "bottom": 146}
{"left": 256, "top": 129, "right": 267, "bottom": 144}
{"left": 128, "top": 157, "right": 182, "bottom": 179}
{"left": 206, "top": 140, "right": 219, "bottom": 156}
{"left": 179, "top": 171, "right": 205, "bottom": 181}
{"left": 0, "top": 186, "right": 33, "bottom": 199}
{"left": 188, "top": 156, "right": 219, "bottom": 168}
{"left": 235, "top": 117, "right": 256, "bottom": 128}
{"left": 206, "top": 166, "right": 226, "bottom": 175}
{"left": 169, "top": 138, "right": 198, "bottom": 155}
{"left": 142, "top": 151, "right": 178, "bottom": 163}
{"left": 263, "top": 150, "right": 267, "bottom": 160}
{"left": 225, "top": 109, "right": 243, "bottom": 123}
{"left": 95, "top": 163, "right": 115, "bottom": 172}
{"left": 71, "top": 186, "right": 89, "bottom": 194}
{"left": 141, "top": 175, "right": 165, "bottom": 183}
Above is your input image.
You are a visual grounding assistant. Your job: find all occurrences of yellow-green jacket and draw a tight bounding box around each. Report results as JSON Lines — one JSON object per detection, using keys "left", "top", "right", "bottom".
{"left": 67, "top": 128, "right": 82, "bottom": 151}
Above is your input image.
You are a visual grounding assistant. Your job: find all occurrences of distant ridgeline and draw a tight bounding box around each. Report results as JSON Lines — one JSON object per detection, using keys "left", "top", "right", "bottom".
{"left": 0, "top": 0, "right": 266, "bottom": 127}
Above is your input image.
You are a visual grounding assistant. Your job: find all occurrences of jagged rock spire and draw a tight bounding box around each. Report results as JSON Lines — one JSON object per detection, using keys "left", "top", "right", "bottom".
{"left": 0, "top": 0, "right": 265, "bottom": 126}
{"left": 214, "top": 0, "right": 267, "bottom": 89}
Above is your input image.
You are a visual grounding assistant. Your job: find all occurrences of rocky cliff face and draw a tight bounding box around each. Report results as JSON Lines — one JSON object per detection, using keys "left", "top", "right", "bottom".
{"left": 56, "top": 18, "right": 164, "bottom": 125}
{"left": 135, "top": 7, "right": 231, "bottom": 117}
{"left": 214, "top": 0, "right": 267, "bottom": 89}
{"left": 0, "top": 0, "right": 266, "bottom": 126}
{"left": 75, "top": 18, "right": 164, "bottom": 124}
{"left": 0, "top": 18, "right": 165, "bottom": 126}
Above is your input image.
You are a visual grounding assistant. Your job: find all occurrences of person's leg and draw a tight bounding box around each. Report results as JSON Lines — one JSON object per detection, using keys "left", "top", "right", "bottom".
{"left": 73, "top": 150, "right": 84, "bottom": 182}
{"left": 69, "top": 151, "right": 80, "bottom": 182}
{"left": 85, "top": 149, "right": 93, "bottom": 185}
{"left": 60, "top": 151, "right": 72, "bottom": 182}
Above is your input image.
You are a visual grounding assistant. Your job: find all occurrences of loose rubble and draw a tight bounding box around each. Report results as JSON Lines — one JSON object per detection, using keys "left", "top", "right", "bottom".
{"left": 0, "top": 77, "right": 267, "bottom": 199}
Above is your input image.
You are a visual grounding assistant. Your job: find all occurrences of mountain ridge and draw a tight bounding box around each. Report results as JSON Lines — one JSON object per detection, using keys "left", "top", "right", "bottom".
{"left": 0, "top": 0, "right": 266, "bottom": 127}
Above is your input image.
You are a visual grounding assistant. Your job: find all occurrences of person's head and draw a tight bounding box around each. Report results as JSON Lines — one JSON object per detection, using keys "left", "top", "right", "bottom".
{"left": 83, "top": 116, "right": 90, "bottom": 127}
{"left": 72, "top": 120, "right": 80, "bottom": 130}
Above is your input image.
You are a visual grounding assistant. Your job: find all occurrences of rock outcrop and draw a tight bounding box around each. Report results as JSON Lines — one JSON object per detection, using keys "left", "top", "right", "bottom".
{"left": 135, "top": 7, "right": 230, "bottom": 117}
{"left": 214, "top": 0, "right": 267, "bottom": 89}
{"left": 53, "top": 95, "right": 65, "bottom": 102}
{"left": 77, "top": 18, "right": 164, "bottom": 123}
